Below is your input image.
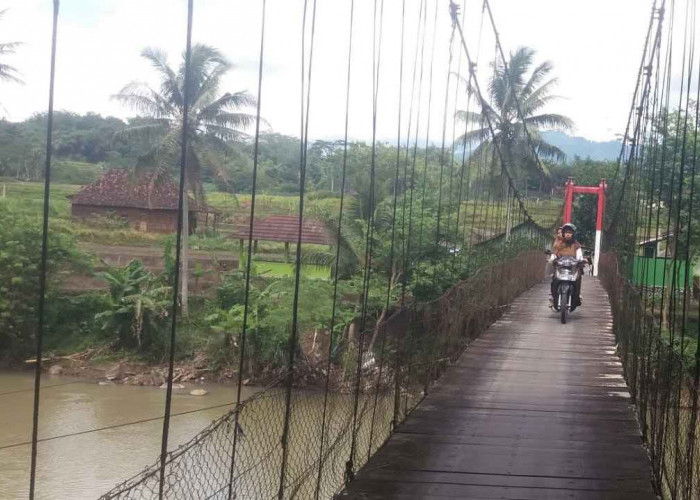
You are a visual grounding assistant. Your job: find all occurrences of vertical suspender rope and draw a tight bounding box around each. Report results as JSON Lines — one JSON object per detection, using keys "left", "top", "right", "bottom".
{"left": 435, "top": 17, "right": 457, "bottom": 249}
{"left": 450, "top": 0, "right": 472, "bottom": 265}
{"left": 401, "top": 0, "right": 428, "bottom": 304}
{"left": 446, "top": 0, "right": 468, "bottom": 252}
{"left": 417, "top": 0, "right": 438, "bottom": 257}
{"left": 347, "top": 0, "right": 384, "bottom": 483}
{"left": 482, "top": 0, "right": 549, "bottom": 185}
{"left": 398, "top": 0, "right": 424, "bottom": 300}
{"left": 159, "top": 1, "right": 194, "bottom": 498}
{"left": 661, "top": 2, "right": 695, "bottom": 492}
{"left": 609, "top": 0, "right": 659, "bottom": 200}
{"left": 608, "top": 0, "right": 667, "bottom": 230}
{"left": 396, "top": 0, "right": 426, "bottom": 431}
{"left": 314, "top": 1, "right": 354, "bottom": 497}
{"left": 649, "top": 0, "right": 675, "bottom": 476}
{"left": 227, "top": 1, "right": 266, "bottom": 497}
{"left": 279, "top": 0, "right": 318, "bottom": 496}
{"left": 684, "top": 25, "right": 700, "bottom": 494}
{"left": 450, "top": 2, "right": 534, "bottom": 225}
{"left": 638, "top": 30, "right": 663, "bottom": 434}
{"left": 29, "top": 2, "right": 60, "bottom": 498}
{"left": 370, "top": 0, "right": 405, "bottom": 455}
{"left": 648, "top": 7, "right": 675, "bottom": 467}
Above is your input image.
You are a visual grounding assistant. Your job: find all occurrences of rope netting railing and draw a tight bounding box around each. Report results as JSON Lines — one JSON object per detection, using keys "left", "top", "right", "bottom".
{"left": 602, "top": 0, "right": 700, "bottom": 497}
{"left": 20, "top": 1, "right": 560, "bottom": 499}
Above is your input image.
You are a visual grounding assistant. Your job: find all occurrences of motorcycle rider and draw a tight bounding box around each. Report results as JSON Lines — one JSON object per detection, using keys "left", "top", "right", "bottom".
{"left": 549, "top": 223, "right": 584, "bottom": 310}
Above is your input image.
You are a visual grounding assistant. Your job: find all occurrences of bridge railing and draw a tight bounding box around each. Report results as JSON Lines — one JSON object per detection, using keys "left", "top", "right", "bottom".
{"left": 99, "top": 247, "right": 546, "bottom": 500}
{"left": 601, "top": 253, "right": 700, "bottom": 499}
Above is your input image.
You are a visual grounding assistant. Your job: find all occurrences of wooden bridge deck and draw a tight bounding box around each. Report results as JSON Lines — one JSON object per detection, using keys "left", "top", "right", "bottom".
{"left": 341, "top": 277, "right": 655, "bottom": 499}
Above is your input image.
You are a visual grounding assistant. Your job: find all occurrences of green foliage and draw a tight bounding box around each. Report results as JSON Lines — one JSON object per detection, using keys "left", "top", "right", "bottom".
{"left": 0, "top": 10, "right": 23, "bottom": 89}
{"left": 95, "top": 260, "right": 172, "bottom": 353}
{"left": 52, "top": 160, "right": 104, "bottom": 184}
{"left": 44, "top": 293, "right": 112, "bottom": 354}
{"left": 0, "top": 201, "right": 84, "bottom": 360}
{"left": 567, "top": 158, "right": 616, "bottom": 246}
{"left": 0, "top": 112, "right": 148, "bottom": 180}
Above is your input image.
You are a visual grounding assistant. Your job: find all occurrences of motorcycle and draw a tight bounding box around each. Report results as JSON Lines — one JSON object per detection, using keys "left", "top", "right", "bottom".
{"left": 552, "top": 255, "right": 581, "bottom": 324}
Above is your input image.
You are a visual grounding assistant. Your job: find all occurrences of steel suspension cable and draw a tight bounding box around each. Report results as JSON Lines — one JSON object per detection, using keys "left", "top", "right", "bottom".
{"left": 279, "top": 0, "right": 318, "bottom": 496}
{"left": 314, "top": 1, "right": 354, "bottom": 497}
{"left": 227, "top": 1, "right": 266, "bottom": 497}
{"left": 158, "top": 2, "right": 194, "bottom": 497}
{"left": 29, "top": 2, "right": 60, "bottom": 497}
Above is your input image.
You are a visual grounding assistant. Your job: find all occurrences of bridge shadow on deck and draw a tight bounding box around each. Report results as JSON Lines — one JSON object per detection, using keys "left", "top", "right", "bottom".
{"left": 341, "top": 277, "right": 655, "bottom": 499}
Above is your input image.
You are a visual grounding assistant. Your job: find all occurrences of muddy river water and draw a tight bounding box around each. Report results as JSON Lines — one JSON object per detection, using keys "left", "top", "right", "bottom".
{"left": 0, "top": 372, "right": 258, "bottom": 499}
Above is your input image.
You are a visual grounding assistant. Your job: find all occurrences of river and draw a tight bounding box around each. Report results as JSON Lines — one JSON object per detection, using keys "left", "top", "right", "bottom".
{"left": 0, "top": 372, "right": 258, "bottom": 499}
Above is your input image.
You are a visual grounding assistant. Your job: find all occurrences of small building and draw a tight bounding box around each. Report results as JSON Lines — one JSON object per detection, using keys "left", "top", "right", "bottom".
{"left": 229, "top": 214, "right": 331, "bottom": 259}
{"left": 638, "top": 232, "right": 673, "bottom": 258}
{"left": 69, "top": 169, "right": 219, "bottom": 233}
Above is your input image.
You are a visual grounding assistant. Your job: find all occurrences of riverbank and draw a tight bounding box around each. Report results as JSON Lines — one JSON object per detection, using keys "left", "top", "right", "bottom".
{"left": 19, "top": 340, "right": 330, "bottom": 389}
{"left": 20, "top": 346, "right": 242, "bottom": 388}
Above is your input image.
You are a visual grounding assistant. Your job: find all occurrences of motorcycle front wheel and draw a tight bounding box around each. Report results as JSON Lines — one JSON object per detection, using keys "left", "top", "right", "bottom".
{"left": 559, "top": 286, "right": 570, "bottom": 324}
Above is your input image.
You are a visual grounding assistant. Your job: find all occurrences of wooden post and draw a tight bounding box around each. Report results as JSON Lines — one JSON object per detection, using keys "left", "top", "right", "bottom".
{"left": 285, "top": 242, "right": 290, "bottom": 262}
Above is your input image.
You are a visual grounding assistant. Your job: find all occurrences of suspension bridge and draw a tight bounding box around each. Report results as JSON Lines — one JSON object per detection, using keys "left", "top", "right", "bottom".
{"left": 9, "top": 0, "right": 700, "bottom": 498}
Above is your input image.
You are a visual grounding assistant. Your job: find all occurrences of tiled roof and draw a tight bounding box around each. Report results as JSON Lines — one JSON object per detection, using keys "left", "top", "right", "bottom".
{"left": 231, "top": 214, "right": 331, "bottom": 245}
{"left": 70, "top": 168, "right": 216, "bottom": 212}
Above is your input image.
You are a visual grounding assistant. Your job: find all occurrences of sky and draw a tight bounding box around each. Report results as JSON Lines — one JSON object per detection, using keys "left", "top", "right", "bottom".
{"left": 0, "top": 0, "right": 664, "bottom": 143}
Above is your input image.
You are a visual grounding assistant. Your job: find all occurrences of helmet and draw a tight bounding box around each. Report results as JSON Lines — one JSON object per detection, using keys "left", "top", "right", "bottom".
{"left": 562, "top": 223, "right": 577, "bottom": 234}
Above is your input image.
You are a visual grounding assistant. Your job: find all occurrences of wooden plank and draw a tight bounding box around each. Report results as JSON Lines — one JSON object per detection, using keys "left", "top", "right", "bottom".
{"left": 341, "top": 277, "right": 655, "bottom": 499}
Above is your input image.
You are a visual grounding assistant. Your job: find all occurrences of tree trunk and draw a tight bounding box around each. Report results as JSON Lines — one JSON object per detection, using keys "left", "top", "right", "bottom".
{"left": 181, "top": 191, "right": 189, "bottom": 317}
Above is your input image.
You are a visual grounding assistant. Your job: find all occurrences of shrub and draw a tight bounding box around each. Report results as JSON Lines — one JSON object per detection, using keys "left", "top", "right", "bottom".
{"left": 0, "top": 203, "right": 85, "bottom": 361}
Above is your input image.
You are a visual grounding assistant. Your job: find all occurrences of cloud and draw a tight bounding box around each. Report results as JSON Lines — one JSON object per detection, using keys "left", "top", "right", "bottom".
{"left": 0, "top": 0, "right": 678, "bottom": 143}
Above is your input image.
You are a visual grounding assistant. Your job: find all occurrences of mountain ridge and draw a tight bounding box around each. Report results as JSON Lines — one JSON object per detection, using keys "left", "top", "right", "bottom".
{"left": 542, "top": 131, "right": 620, "bottom": 162}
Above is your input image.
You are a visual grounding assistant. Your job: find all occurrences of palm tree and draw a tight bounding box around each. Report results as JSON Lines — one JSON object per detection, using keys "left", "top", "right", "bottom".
{"left": 113, "top": 44, "right": 256, "bottom": 315}
{"left": 0, "top": 9, "right": 22, "bottom": 90}
{"left": 457, "top": 47, "right": 573, "bottom": 185}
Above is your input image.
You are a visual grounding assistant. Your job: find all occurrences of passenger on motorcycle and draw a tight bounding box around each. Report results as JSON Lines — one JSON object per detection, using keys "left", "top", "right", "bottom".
{"left": 549, "top": 223, "right": 584, "bottom": 310}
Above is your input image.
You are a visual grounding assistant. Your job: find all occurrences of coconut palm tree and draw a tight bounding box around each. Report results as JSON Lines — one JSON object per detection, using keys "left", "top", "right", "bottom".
{"left": 113, "top": 44, "right": 256, "bottom": 314}
{"left": 0, "top": 9, "right": 22, "bottom": 91}
{"left": 457, "top": 47, "right": 573, "bottom": 184}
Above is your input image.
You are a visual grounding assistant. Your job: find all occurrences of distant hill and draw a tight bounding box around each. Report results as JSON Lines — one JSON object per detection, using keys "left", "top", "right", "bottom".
{"left": 542, "top": 131, "right": 621, "bottom": 162}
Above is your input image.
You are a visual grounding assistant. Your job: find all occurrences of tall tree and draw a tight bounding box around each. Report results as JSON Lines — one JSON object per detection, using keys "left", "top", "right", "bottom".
{"left": 0, "top": 9, "right": 22, "bottom": 110}
{"left": 113, "top": 44, "right": 255, "bottom": 314}
{"left": 457, "top": 47, "right": 573, "bottom": 185}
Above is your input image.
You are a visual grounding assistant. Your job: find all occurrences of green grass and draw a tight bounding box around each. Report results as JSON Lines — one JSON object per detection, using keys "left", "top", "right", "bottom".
{"left": 208, "top": 192, "right": 341, "bottom": 220}
{"left": 457, "top": 198, "right": 561, "bottom": 233}
{"left": 253, "top": 260, "right": 330, "bottom": 279}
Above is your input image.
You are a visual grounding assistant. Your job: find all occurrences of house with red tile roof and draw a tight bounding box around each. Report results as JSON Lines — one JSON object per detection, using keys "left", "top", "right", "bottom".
{"left": 69, "top": 168, "right": 219, "bottom": 233}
